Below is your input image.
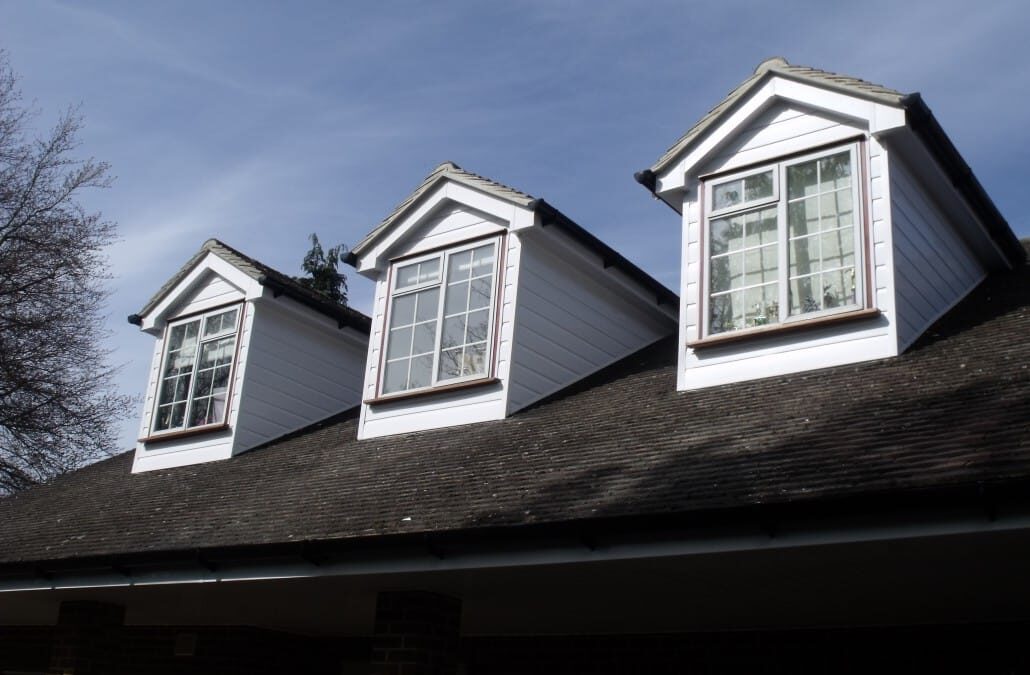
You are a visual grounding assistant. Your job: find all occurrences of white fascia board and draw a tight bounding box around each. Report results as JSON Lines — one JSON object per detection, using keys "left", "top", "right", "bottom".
{"left": 354, "top": 181, "right": 531, "bottom": 276}
{"left": 139, "top": 253, "right": 262, "bottom": 331}
{"left": 655, "top": 77, "right": 906, "bottom": 198}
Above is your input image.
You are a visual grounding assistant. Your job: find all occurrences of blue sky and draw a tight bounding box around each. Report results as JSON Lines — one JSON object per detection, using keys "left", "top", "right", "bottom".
{"left": 1, "top": 0, "right": 1028, "bottom": 450}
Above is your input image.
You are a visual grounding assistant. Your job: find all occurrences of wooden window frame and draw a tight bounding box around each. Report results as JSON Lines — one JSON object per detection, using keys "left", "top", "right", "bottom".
{"left": 370, "top": 234, "right": 506, "bottom": 403}
{"left": 693, "top": 140, "right": 873, "bottom": 347}
{"left": 143, "top": 302, "right": 245, "bottom": 440}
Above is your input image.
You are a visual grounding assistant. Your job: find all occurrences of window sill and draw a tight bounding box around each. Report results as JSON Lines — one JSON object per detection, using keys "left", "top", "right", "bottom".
{"left": 139, "top": 422, "right": 231, "bottom": 445}
{"left": 688, "top": 307, "right": 881, "bottom": 349}
{"left": 364, "top": 377, "right": 501, "bottom": 406}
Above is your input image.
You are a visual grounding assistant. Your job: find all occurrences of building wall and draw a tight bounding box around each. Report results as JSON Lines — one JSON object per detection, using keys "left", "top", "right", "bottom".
{"left": 889, "top": 154, "right": 987, "bottom": 351}
{"left": 679, "top": 102, "right": 899, "bottom": 390}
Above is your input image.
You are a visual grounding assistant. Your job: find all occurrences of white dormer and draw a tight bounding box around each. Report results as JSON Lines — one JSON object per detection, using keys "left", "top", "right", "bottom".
{"left": 348, "top": 162, "right": 678, "bottom": 439}
{"left": 129, "top": 239, "right": 370, "bottom": 472}
{"left": 636, "top": 57, "right": 1024, "bottom": 391}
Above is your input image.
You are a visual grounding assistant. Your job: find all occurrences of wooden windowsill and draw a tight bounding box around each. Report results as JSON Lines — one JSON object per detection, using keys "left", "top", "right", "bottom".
{"left": 364, "top": 377, "right": 501, "bottom": 406}
{"left": 139, "top": 422, "right": 231, "bottom": 444}
{"left": 688, "top": 307, "right": 881, "bottom": 349}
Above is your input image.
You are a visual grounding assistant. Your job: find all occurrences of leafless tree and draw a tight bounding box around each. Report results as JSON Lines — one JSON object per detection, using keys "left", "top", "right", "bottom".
{"left": 0, "top": 53, "right": 132, "bottom": 493}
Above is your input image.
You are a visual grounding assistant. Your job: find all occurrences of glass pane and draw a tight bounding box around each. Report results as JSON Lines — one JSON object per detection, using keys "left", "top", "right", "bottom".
{"left": 169, "top": 402, "right": 186, "bottom": 429}
{"left": 212, "top": 365, "right": 230, "bottom": 391}
{"left": 390, "top": 294, "right": 416, "bottom": 327}
{"left": 444, "top": 281, "right": 469, "bottom": 316}
{"left": 199, "top": 341, "right": 219, "bottom": 368}
{"left": 414, "top": 287, "right": 440, "bottom": 323}
{"left": 744, "top": 246, "right": 777, "bottom": 287}
{"left": 710, "top": 215, "right": 744, "bottom": 255}
{"left": 471, "top": 244, "right": 496, "bottom": 276}
{"left": 821, "top": 267, "right": 856, "bottom": 309}
{"left": 469, "top": 277, "right": 492, "bottom": 310}
{"left": 204, "top": 313, "right": 221, "bottom": 336}
{"left": 821, "top": 228, "right": 855, "bottom": 271}
{"left": 189, "top": 398, "right": 212, "bottom": 427}
{"left": 438, "top": 347, "right": 463, "bottom": 381}
{"left": 744, "top": 207, "right": 778, "bottom": 248}
{"left": 787, "top": 159, "right": 818, "bottom": 199}
{"left": 466, "top": 309, "right": 490, "bottom": 343}
{"left": 383, "top": 360, "right": 409, "bottom": 394}
{"left": 819, "top": 152, "right": 851, "bottom": 191}
{"left": 396, "top": 262, "right": 421, "bottom": 289}
{"left": 411, "top": 322, "right": 436, "bottom": 355}
{"left": 713, "top": 179, "right": 742, "bottom": 210}
{"left": 789, "top": 275, "right": 821, "bottom": 315}
{"left": 820, "top": 189, "right": 853, "bottom": 231}
{"left": 789, "top": 234, "right": 821, "bottom": 277}
{"left": 463, "top": 343, "right": 487, "bottom": 377}
{"left": 167, "top": 323, "right": 188, "bottom": 351}
{"left": 193, "top": 369, "right": 213, "bottom": 398}
{"left": 159, "top": 378, "right": 175, "bottom": 404}
{"left": 409, "top": 354, "right": 433, "bottom": 389}
{"left": 442, "top": 316, "right": 466, "bottom": 349}
{"left": 447, "top": 250, "right": 473, "bottom": 283}
{"left": 743, "top": 171, "right": 773, "bottom": 201}
{"left": 386, "top": 326, "right": 412, "bottom": 359}
{"left": 710, "top": 253, "right": 742, "bottom": 294}
{"left": 788, "top": 197, "right": 818, "bottom": 238}
{"left": 745, "top": 284, "right": 778, "bottom": 327}
{"left": 154, "top": 405, "right": 173, "bottom": 431}
{"left": 418, "top": 258, "right": 440, "bottom": 283}
{"left": 174, "top": 374, "right": 192, "bottom": 401}
{"left": 709, "top": 291, "right": 744, "bottom": 334}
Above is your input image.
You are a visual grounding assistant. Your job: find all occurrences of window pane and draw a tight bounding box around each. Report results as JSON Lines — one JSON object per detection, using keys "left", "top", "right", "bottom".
{"left": 744, "top": 246, "right": 777, "bottom": 287}
{"left": 390, "top": 294, "right": 416, "bottom": 328}
{"left": 713, "top": 179, "right": 742, "bottom": 210}
{"left": 418, "top": 258, "right": 440, "bottom": 283}
{"left": 469, "top": 277, "right": 492, "bottom": 310}
{"left": 189, "top": 397, "right": 212, "bottom": 427}
{"left": 471, "top": 244, "right": 496, "bottom": 276}
{"left": 822, "top": 267, "right": 857, "bottom": 308}
{"left": 438, "top": 347, "right": 463, "bottom": 381}
{"left": 821, "top": 228, "right": 855, "bottom": 271}
{"left": 414, "top": 287, "right": 440, "bottom": 323}
{"left": 411, "top": 322, "right": 436, "bottom": 355}
{"left": 441, "top": 316, "right": 465, "bottom": 349}
{"left": 789, "top": 234, "right": 820, "bottom": 277}
{"left": 787, "top": 159, "right": 819, "bottom": 199}
{"left": 743, "top": 171, "right": 773, "bottom": 201}
{"left": 710, "top": 291, "right": 744, "bottom": 334}
{"left": 409, "top": 354, "right": 433, "bottom": 389}
{"left": 819, "top": 152, "right": 851, "bottom": 191}
{"left": 745, "top": 284, "right": 778, "bottom": 327}
{"left": 820, "top": 189, "right": 853, "bottom": 231}
{"left": 447, "top": 250, "right": 473, "bottom": 283}
{"left": 464, "top": 343, "right": 487, "bottom": 377}
{"left": 193, "top": 369, "right": 214, "bottom": 398}
{"left": 466, "top": 309, "right": 490, "bottom": 343}
{"left": 204, "top": 309, "right": 237, "bottom": 337}
{"left": 444, "top": 281, "right": 469, "bottom": 316}
{"left": 386, "top": 326, "right": 412, "bottom": 360}
{"left": 212, "top": 365, "right": 231, "bottom": 391}
{"left": 169, "top": 402, "right": 187, "bottom": 429}
{"left": 396, "top": 262, "right": 421, "bottom": 289}
{"left": 744, "top": 207, "right": 778, "bottom": 248}
{"left": 788, "top": 197, "right": 819, "bottom": 238}
{"left": 383, "top": 360, "right": 409, "bottom": 394}
{"left": 710, "top": 253, "right": 742, "bottom": 294}
{"left": 710, "top": 215, "right": 744, "bottom": 255}
{"left": 789, "top": 275, "right": 821, "bottom": 315}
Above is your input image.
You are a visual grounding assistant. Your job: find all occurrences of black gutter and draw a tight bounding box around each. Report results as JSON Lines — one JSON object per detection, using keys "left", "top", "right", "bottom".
{"left": 2, "top": 478, "right": 1028, "bottom": 581}
{"left": 256, "top": 275, "right": 372, "bottom": 333}
{"left": 900, "top": 93, "right": 1025, "bottom": 267}
{"left": 528, "top": 198, "right": 679, "bottom": 308}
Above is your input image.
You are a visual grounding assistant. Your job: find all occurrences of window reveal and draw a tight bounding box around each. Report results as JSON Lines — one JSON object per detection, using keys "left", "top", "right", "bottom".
{"left": 382, "top": 240, "right": 499, "bottom": 395}
{"left": 706, "top": 146, "right": 862, "bottom": 336}
{"left": 153, "top": 306, "right": 240, "bottom": 432}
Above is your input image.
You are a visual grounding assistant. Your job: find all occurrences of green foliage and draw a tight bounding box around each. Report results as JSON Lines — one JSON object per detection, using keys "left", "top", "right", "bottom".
{"left": 297, "top": 233, "right": 348, "bottom": 305}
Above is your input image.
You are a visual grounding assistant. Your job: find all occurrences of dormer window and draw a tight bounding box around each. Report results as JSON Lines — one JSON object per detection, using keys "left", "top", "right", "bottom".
{"left": 152, "top": 305, "right": 242, "bottom": 433}
{"left": 703, "top": 144, "right": 864, "bottom": 336}
{"left": 380, "top": 237, "right": 501, "bottom": 396}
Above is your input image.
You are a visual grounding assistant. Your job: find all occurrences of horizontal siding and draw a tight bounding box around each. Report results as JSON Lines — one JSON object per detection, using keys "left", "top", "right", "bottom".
{"left": 507, "top": 235, "right": 673, "bottom": 413}
{"left": 395, "top": 206, "right": 506, "bottom": 259}
{"left": 889, "top": 156, "right": 985, "bottom": 352}
{"left": 174, "top": 274, "right": 244, "bottom": 316}
{"left": 703, "top": 102, "right": 864, "bottom": 175}
{"left": 234, "top": 301, "right": 366, "bottom": 451}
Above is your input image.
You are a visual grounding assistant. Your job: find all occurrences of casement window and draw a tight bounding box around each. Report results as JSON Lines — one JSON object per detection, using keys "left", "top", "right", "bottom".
{"left": 703, "top": 144, "right": 864, "bottom": 336}
{"left": 152, "top": 305, "right": 241, "bottom": 433}
{"left": 380, "top": 237, "right": 500, "bottom": 396}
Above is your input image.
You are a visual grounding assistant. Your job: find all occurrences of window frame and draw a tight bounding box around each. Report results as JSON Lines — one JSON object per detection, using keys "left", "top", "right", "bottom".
{"left": 375, "top": 234, "right": 505, "bottom": 401}
{"left": 699, "top": 141, "right": 870, "bottom": 342}
{"left": 146, "top": 302, "right": 245, "bottom": 439}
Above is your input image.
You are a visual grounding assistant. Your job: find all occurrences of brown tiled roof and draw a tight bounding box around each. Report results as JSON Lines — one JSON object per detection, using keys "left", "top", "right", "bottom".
{"left": 1, "top": 244, "right": 1027, "bottom": 567}
{"left": 133, "top": 239, "right": 371, "bottom": 332}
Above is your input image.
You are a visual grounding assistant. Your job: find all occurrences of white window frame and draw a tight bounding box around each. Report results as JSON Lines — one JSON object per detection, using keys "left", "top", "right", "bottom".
{"left": 149, "top": 303, "right": 243, "bottom": 436}
{"left": 701, "top": 142, "right": 866, "bottom": 338}
{"left": 377, "top": 235, "right": 503, "bottom": 398}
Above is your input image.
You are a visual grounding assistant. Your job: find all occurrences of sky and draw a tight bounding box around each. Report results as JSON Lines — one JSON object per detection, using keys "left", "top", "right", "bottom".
{"left": 1, "top": 0, "right": 1028, "bottom": 451}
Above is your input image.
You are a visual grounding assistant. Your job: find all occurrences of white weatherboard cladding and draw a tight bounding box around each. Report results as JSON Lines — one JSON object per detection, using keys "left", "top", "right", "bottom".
{"left": 889, "top": 155, "right": 986, "bottom": 352}
{"left": 507, "top": 233, "right": 674, "bottom": 413}
{"left": 233, "top": 301, "right": 367, "bottom": 451}
{"left": 393, "top": 205, "right": 506, "bottom": 260}
{"left": 678, "top": 123, "right": 899, "bottom": 390}
{"left": 357, "top": 232, "right": 520, "bottom": 438}
{"left": 171, "top": 274, "right": 244, "bottom": 317}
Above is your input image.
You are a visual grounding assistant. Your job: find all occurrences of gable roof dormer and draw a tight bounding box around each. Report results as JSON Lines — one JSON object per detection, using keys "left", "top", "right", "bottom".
{"left": 349, "top": 162, "right": 677, "bottom": 439}
{"left": 130, "top": 239, "right": 370, "bottom": 473}
{"left": 636, "top": 58, "right": 1024, "bottom": 392}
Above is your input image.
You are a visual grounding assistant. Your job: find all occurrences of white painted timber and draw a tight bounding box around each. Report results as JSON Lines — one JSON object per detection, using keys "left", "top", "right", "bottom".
{"left": 888, "top": 154, "right": 986, "bottom": 352}
{"left": 507, "top": 228, "right": 675, "bottom": 413}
